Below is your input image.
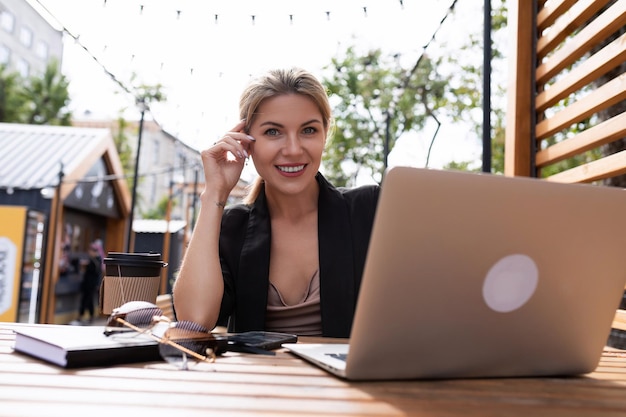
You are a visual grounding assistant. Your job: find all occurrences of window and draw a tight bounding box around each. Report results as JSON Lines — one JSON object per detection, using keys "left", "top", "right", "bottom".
{"left": 153, "top": 139, "right": 160, "bottom": 163}
{"left": 19, "top": 27, "right": 33, "bottom": 48}
{"left": 0, "top": 44, "right": 9, "bottom": 65}
{"left": 35, "top": 40, "right": 48, "bottom": 59}
{"left": 15, "top": 58, "right": 29, "bottom": 77}
{"left": 0, "top": 10, "right": 14, "bottom": 33}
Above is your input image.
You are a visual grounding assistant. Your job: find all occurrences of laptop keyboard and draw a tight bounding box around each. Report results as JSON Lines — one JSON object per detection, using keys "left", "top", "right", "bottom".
{"left": 326, "top": 353, "right": 348, "bottom": 362}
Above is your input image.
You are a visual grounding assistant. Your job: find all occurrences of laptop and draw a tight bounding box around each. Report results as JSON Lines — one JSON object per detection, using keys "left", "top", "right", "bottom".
{"left": 284, "top": 166, "right": 626, "bottom": 380}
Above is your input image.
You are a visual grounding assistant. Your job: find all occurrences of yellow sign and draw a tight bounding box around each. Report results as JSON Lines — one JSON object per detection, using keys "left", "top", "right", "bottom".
{"left": 0, "top": 206, "right": 26, "bottom": 322}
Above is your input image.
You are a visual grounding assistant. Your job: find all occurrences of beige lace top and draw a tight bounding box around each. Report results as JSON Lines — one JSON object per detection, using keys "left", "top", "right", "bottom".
{"left": 265, "top": 269, "right": 322, "bottom": 336}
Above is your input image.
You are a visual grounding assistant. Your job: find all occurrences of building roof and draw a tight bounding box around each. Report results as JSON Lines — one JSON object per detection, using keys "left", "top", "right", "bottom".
{"left": 132, "top": 219, "right": 187, "bottom": 234}
{"left": 0, "top": 123, "right": 112, "bottom": 190}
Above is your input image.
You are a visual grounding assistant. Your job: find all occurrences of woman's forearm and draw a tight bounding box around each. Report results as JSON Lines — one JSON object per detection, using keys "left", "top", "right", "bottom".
{"left": 172, "top": 194, "right": 226, "bottom": 331}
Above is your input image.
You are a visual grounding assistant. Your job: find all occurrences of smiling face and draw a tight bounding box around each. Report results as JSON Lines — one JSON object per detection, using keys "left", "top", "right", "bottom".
{"left": 248, "top": 93, "right": 326, "bottom": 198}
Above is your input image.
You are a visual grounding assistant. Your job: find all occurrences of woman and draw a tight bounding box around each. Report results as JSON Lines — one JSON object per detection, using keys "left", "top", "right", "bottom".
{"left": 173, "top": 68, "right": 379, "bottom": 337}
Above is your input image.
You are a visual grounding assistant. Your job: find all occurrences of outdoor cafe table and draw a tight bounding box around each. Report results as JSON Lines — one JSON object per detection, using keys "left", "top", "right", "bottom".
{"left": 1, "top": 324, "right": 626, "bottom": 416}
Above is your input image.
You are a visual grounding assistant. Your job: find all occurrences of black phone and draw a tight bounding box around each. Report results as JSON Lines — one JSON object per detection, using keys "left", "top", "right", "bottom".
{"left": 226, "top": 331, "right": 298, "bottom": 351}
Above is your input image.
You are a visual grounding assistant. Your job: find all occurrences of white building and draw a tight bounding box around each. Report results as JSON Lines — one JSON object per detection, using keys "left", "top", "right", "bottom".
{"left": 0, "top": 0, "right": 63, "bottom": 77}
{"left": 2, "top": 0, "right": 247, "bottom": 229}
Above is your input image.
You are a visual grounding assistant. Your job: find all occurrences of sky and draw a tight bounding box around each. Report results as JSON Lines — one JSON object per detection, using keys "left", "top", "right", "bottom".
{"left": 30, "top": 0, "right": 486, "bottom": 182}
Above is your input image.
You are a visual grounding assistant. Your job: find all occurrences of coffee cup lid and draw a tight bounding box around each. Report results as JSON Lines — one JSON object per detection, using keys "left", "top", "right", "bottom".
{"left": 104, "top": 252, "right": 166, "bottom": 268}
{"left": 106, "top": 252, "right": 162, "bottom": 260}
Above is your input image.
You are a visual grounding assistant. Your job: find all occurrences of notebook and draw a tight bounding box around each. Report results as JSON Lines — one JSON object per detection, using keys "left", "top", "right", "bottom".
{"left": 9, "top": 323, "right": 161, "bottom": 368}
{"left": 284, "top": 166, "right": 626, "bottom": 380}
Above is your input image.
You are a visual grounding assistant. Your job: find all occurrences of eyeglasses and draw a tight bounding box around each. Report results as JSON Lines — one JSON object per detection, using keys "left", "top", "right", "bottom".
{"left": 104, "top": 300, "right": 228, "bottom": 369}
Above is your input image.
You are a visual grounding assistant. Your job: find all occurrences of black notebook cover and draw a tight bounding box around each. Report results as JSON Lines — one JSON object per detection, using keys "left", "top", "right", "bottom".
{"left": 10, "top": 324, "right": 162, "bottom": 368}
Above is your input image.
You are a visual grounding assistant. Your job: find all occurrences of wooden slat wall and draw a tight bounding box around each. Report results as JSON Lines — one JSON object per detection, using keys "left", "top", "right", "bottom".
{"left": 505, "top": 0, "right": 626, "bottom": 183}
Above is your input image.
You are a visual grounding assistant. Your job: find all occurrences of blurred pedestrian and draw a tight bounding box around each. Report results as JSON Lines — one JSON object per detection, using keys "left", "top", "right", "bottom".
{"left": 77, "top": 241, "right": 103, "bottom": 323}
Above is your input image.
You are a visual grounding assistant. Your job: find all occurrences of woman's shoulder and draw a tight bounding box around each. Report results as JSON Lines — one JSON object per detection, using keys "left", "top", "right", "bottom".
{"left": 335, "top": 183, "right": 380, "bottom": 206}
{"left": 337, "top": 183, "right": 380, "bottom": 195}
{"left": 318, "top": 173, "right": 379, "bottom": 201}
{"left": 219, "top": 203, "right": 254, "bottom": 242}
{"left": 223, "top": 201, "right": 251, "bottom": 212}
{"left": 222, "top": 202, "right": 253, "bottom": 222}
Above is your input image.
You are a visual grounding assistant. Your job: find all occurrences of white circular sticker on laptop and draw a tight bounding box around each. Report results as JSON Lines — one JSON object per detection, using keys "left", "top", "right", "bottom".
{"left": 482, "top": 254, "right": 538, "bottom": 313}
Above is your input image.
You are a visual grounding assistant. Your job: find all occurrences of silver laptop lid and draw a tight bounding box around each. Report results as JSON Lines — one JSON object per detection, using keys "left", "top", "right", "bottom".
{"left": 345, "top": 167, "right": 626, "bottom": 380}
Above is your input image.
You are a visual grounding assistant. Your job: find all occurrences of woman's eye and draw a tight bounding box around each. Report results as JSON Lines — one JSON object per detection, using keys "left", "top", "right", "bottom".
{"left": 303, "top": 126, "right": 317, "bottom": 134}
{"left": 264, "top": 128, "right": 280, "bottom": 136}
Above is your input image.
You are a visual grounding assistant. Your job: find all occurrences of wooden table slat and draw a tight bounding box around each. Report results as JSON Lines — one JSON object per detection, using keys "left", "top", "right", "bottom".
{"left": 2, "top": 324, "right": 626, "bottom": 416}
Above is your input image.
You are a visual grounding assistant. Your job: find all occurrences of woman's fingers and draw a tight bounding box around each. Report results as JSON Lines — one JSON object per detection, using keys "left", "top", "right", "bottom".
{"left": 197, "top": 120, "right": 256, "bottom": 198}
{"left": 212, "top": 135, "right": 246, "bottom": 160}
{"left": 212, "top": 121, "right": 256, "bottom": 160}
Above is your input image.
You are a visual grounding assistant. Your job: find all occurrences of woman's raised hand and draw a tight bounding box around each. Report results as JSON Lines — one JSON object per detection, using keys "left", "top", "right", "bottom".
{"left": 200, "top": 119, "right": 255, "bottom": 199}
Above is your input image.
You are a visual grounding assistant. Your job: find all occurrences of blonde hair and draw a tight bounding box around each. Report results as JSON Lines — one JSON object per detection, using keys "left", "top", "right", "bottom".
{"left": 240, "top": 68, "right": 332, "bottom": 204}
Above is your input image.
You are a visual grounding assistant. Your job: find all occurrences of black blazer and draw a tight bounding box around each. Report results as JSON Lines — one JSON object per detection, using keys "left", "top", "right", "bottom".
{"left": 217, "top": 173, "right": 380, "bottom": 337}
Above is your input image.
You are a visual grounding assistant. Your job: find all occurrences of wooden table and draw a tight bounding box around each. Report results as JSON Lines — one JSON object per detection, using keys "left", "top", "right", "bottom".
{"left": 1, "top": 324, "right": 626, "bottom": 417}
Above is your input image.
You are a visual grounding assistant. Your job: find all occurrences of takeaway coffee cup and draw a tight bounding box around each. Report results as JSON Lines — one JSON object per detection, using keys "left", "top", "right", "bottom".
{"left": 99, "top": 252, "right": 168, "bottom": 315}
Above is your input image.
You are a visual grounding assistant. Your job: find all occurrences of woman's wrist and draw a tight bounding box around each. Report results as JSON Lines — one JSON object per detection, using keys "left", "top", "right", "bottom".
{"left": 200, "top": 191, "right": 229, "bottom": 210}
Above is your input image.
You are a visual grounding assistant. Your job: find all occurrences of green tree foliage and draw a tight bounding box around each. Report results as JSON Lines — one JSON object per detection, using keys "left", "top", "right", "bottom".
{"left": 322, "top": 2, "right": 509, "bottom": 186}
{"left": 0, "top": 65, "right": 28, "bottom": 122}
{"left": 131, "top": 72, "right": 167, "bottom": 106}
{"left": 143, "top": 195, "right": 176, "bottom": 219}
{"left": 323, "top": 48, "right": 453, "bottom": 186}
{"left": 112, "top": 115, "right": 134, "bottom": 181}
{"left": 446, "top": 160, "right": 483, "bottom": 173}
{"left": 0, "top": 59, "right": 71, "bottom": 125}
{"left": 21, "top": 59, "right": 71, "bottom": 125}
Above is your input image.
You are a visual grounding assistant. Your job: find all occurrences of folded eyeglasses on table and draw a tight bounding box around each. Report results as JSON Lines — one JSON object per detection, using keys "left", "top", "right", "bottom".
{"left": 104, "top": 301, "right": 290, "bottom": 369}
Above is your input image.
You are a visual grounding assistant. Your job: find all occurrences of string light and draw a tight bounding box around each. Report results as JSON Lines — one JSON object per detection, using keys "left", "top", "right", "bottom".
{"left": 97, "top": 1, "right": 410, "bottom": 23}
{"left": 32, "top": 0, "right": 461, "bottom": 145}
